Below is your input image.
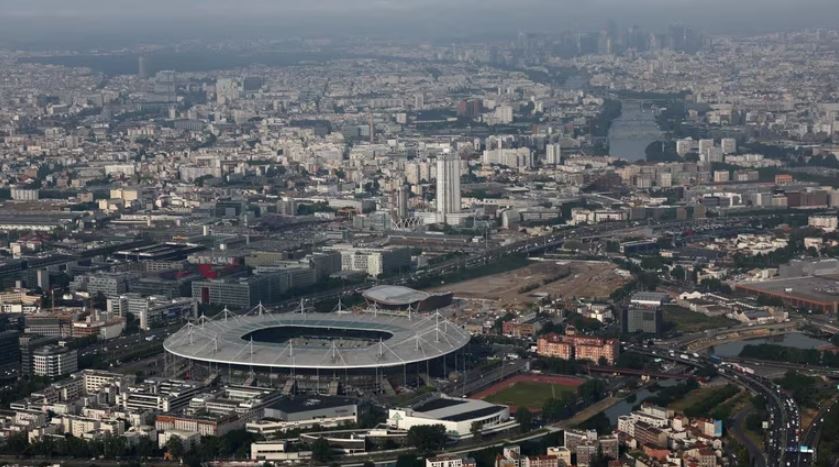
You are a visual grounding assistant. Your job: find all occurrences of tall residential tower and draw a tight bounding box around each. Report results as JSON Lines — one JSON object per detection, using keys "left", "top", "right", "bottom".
{"left": 436, "top": 148, "right": 461, "bottom": 223}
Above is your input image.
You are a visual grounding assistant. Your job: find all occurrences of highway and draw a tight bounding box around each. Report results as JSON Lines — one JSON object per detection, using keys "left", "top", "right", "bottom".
{"left": 795, "top": 396, "right": 837, "bottom": 467}
{"left": 730, "top": 406, "right": 767, "bottom": 467}
{"left": 725, "top": 356, "right": 839, "bottom": 380}
{"left": 628, "top": 345, "right": 798, "bottom": 467}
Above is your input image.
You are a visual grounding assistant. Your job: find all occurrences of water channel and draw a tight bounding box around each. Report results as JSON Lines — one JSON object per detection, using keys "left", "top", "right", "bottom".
{"left": 608, "top": 99, "right": 664, "bottom": 162}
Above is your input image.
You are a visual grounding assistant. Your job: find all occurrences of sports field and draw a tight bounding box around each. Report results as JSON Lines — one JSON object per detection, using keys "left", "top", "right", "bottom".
{"left": 475, "top": 374, "right": 584, "bottom": 411}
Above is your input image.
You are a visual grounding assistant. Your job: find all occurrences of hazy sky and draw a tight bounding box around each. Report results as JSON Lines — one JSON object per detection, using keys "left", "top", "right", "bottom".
{"left": 1, "top": 0, "right": 838, "bottom": 48}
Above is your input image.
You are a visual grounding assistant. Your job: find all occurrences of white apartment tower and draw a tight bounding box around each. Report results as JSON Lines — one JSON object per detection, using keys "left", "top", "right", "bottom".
{"left": 546, "top": 142, "right": 561, "bottom": 165}
{"left": 436, "top": 148, "right": 462, "bottom": 223}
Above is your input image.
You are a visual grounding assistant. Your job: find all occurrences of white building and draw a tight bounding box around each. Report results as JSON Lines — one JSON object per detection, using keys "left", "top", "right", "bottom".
{"left": 721, "top": 138, "right": 737, "bottom": 155}
{"left": 427, "top": 454, "right": 477, "bottom": 467}
{"left": 809, "top": 215, "right": 838, "bottom": 232}
{"left": 698, "top": 139, "right": 715, "bottom": 157}
{"left": 436, "top": 148, "right": 462, "bottom": 224}
{"left": 10, "top": 188, "right": 39, "bottom": 201}
{"left": 251, "top": 440, "right": 308, "bottom": 462}
{"left": 246, "top": 395, "right": 358, "bottom": 436}
{"left": 676, "top": 138, "right": 695, "bottom": 157}
{"left": 387, "top": 396, "right": 512, "bottom": 439}
{"left": 545, "top": 143, "right": 561, "bottom": 165}
{"left": 482, "top": 148, "right": 533, "bottom": 170}
{"left": 494, "top": 105, "right": 514, "bottom": 124}
{"left": 334, "top": 245, "right": 412, "bottom": 277}
{"left": 33, "top": 345, "right": 78, "bottom": 377}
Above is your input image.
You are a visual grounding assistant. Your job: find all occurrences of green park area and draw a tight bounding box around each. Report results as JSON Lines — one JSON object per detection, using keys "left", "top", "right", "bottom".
{"left": 484, "top": 381, "right": 577, "bottom": 410}
{"left": 667, "top": 387, "right": 720, "bottom": 412}
{"left": 663, "top": 305, "right": 738, "bottom": 333}
{"left": 670, "top": 384, "right": 742, "bottom": 420}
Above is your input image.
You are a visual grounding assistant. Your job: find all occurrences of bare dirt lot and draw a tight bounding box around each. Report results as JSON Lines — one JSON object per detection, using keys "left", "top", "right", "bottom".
{"left": 429, "top": 260, "right": 629, "bottom": 308}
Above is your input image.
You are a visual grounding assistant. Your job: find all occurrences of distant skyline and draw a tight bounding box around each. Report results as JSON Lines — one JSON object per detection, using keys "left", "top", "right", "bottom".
{"left": 1, "top": 0, "right": 839, "bottom": 49}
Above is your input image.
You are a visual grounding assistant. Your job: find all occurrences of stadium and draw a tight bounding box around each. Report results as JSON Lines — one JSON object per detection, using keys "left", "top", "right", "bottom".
{"left": 163, "top": 307, "right": 471, "bottom": 393}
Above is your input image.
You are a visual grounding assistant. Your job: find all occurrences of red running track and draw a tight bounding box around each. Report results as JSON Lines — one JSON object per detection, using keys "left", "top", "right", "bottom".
{"left": 471, "top": 373, "right": 586, "bottom": 410}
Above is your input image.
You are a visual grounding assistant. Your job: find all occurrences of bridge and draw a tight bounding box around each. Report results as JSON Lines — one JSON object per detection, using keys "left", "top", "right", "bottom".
{"left": 724, "top": 356, "right": 839, "bottom": 380}
{"left": 584, "top": 365, "right": 694, "bottom": 380}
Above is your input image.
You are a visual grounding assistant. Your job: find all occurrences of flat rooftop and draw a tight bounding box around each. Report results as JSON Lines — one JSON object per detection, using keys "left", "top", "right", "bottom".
{"left": 737, "top": 274, "right": 839, "bottom": 305}
{"left": 267, "top": 395, "right": 357, "bottom": 414}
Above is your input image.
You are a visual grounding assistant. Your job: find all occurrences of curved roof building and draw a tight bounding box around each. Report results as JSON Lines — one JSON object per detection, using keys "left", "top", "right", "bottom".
{"left": 163, "top": 310, "right": 470, "bottom": 372}
{"left": 362, "top": 285, "right": 453, "bottom": 311}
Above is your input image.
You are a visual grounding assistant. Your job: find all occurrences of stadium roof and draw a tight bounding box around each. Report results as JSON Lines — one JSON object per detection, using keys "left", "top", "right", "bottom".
{"left": 163, "top": 309, "right": 470, "bottom": 370}
{"left": 362, "top": 285, "right": 431, "bottom": 306}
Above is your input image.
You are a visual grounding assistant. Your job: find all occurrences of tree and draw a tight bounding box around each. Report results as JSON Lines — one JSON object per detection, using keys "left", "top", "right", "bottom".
{"left": 134, "top": 436, "right": 158, "bottom": 458}
{"left": 638, "top": 271, "right": 660, "bottom": 291}
{"left": 640, "top": 255, "right": 666, "bottom": 271}
{"left": 406, "top": 425, "right": 448, "bottom": 455}
{"left": 515, "top": 407, "right": 533, "bottom": 431}
{"left": 2, "top": 432, "right": 28, "bottom": 454}
{"left": 470, "top": 421, "right": 483, "bottom": 438}
{"left": 542, "top": 396, "right": 574, "bottom": 422}
{"left": 396, "top": 454, "right": 423, "bottom": 467}
{"left": 102, "top": 434, "right": 127, "bottom": 459}
{"left": 699, "top": 278, "right": 732, "bottom": 294}
{"left": 125, "top": 312, "right": 140, "bottom": 334}
{"left": 579, "top": 378, "right": 606, "bottom": 404}
{"left": 220, "top": 429, "right": 259, "bottom": 458}
{"left": 165, "top": 435, "right": 184, "bottom": 460}
{"left": 310, "top": 437, "right": 334, "bottom": 463}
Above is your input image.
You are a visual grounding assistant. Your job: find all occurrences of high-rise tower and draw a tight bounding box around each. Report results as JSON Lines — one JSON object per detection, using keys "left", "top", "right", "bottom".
{"left": 436, "top": 148, "right": 461, "bottom": 223}
{"left": 138, "top": 56, "right": 148, "bottom": 79}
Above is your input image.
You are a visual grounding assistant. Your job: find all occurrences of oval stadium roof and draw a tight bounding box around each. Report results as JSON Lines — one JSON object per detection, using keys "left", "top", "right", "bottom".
{"left": 362, "top": 285, "right": 431, "bottom": 306}
{"left": 163, "top": 310, "right": 470, "bottom": 371}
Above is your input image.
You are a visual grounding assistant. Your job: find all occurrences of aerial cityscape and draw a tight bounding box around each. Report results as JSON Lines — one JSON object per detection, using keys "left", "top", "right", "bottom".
{"left": 1, "top": 1, "right": 839, "bottom": 466}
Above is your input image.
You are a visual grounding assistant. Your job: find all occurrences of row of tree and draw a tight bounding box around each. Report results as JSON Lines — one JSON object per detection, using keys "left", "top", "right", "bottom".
{"left": 0, "top": 429, "right": 263, "bottom": 467}
{"left": 740, "top": 343, "right": 839, "bottom": 369}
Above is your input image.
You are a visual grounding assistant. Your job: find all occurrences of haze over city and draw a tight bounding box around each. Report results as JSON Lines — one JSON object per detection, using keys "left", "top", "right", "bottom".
{"left": 2, "top": 0, "right": 839, "bottom": 47}
{"left": 0, "top": 1, "right": 838, "bottom": 467}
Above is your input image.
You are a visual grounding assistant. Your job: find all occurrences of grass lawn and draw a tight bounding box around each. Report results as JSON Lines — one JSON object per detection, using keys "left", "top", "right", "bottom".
{"left": 668, "top": 387, "right": 719, "bottom": 412}
{"left": 663, "top": 305, "right": 738, "bottom": 333}
{"left": 485, "top": 381, "right": 577, "bottom": 409}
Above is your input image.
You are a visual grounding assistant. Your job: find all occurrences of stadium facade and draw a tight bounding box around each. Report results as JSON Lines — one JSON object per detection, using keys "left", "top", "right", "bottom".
{"left": 163, "top": 307, "right": 471, "bottom": 393}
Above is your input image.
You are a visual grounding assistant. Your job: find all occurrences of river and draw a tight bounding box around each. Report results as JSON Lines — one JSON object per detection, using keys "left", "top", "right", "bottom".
{"left": 708, "top": 332, "right": 832, "bottom": 358}
{"left": 608, "top": 99, "right": 664, "bottom": 162}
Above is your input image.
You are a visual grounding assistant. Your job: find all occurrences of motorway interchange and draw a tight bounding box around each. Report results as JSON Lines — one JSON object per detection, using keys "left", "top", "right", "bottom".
{"left": 628, "top": 343, "right": 807, "bottom": 467}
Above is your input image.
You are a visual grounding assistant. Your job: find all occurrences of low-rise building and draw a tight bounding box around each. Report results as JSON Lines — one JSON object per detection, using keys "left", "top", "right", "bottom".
{"left": 245, "top": 395, "right": 357, "bottom": 436}
{"left": 536, "top": 327, "right": 619, "bottom": 364}
{"left": 428, "top": 454, "right": 477, "bottom": 467}
{"left": 387, "top": 395, "right": 513, "bottom": 439}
